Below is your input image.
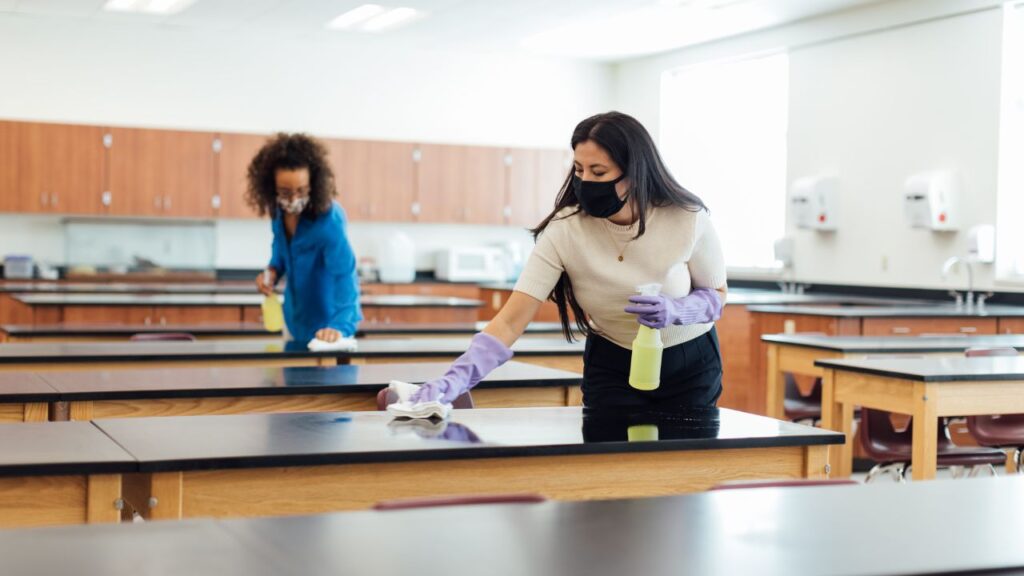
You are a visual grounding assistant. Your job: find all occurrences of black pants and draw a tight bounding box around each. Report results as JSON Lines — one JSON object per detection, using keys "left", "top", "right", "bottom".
{"left": 582, "top": 328, "right": 723, "bottom": 409}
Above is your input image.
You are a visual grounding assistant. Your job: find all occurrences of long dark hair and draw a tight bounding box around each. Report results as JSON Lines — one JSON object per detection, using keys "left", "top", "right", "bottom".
{"left": 245, "top": 133, "right": 336, "bottom": 218}
{"left": 531, "top": 111, "right": 707, "bottom": 342}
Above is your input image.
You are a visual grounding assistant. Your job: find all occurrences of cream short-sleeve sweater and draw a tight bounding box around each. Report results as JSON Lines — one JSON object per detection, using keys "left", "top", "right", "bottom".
{"left": 514, "top": 205, "right": 727, "bottom": 349}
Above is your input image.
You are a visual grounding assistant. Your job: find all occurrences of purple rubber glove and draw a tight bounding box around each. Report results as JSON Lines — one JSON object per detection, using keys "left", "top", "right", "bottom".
{"left": 624, "top": 288, "right": 723, "bottom": 329}
{"left": 408, "top": 332, "right": 514, "bottom": 404}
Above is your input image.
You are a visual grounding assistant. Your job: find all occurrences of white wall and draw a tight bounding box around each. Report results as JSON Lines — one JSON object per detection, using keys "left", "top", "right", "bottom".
{"left": 0, "top": 14, "right": 610, "bottom": 269}
{"left": 613, "top": 0, "right": 1017, "bottom": 292}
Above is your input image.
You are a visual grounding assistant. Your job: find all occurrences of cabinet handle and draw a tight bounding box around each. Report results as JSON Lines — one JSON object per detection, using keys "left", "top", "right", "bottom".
{"left": 959, "top": 326, "right": 978, "bottom": 334}
{"left": 51, "top": 193, "right": 58, "bottom": 207}
{"left": 410, "top": 202, "right": 421, "bottom": 216}
{"left": 101, "top": 191, "right": 112, "bottom": 207}
{"left": 160, "top": 317, "right": 167, "bottom": 326}
{"left": 891, "top": 327, "right": 912, "bottom": 334}
{"left": 144, "top": 316, "right": 152, "bottom": 326}
{"left": 503, "top": 206, "right": 512, "bottom": 220}
{"left": 103, "top": 134, "right": 113, "bottom": 148}
{"left": 211, "top": 195, "right": 222, "bottom": 209}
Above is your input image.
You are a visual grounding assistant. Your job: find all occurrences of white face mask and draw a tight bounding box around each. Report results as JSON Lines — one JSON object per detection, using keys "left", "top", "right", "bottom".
{"left": 278, "top": 196, "right": 309, "bottom": 215}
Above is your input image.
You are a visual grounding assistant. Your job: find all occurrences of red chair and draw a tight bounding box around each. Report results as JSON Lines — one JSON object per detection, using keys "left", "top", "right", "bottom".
{"left": 373, "top": 493, "right": 545, "bottom": 511}
{"left": 784, "top": 374, "right": 822, "bottom": 423}
{"left": 376, "top": 387, "right": 474, "bottom": 410}
{"left": 965, "top": 347, "right": 1024, "bottom": 474}
{"left": 859, "top": 407, "right": 1007, "bottom": 482}
{"left": 129, "top": 332, "right": 196, "bottom": 342}
{"left": 709, "top": 479, "right": 857, "bottom": 491}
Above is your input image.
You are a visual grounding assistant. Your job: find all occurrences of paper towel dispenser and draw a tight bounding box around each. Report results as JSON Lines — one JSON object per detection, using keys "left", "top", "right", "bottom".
{"left": 904, "top": 170, "right": 959, "bottom": 231}
{"left": 790, "top": 176, "right": 839, "bottom": 231}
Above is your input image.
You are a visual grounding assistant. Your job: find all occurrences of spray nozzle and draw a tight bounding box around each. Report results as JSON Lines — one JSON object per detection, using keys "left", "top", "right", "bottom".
{"left": 636, "top": 283, "right": 662, "bottom": 297}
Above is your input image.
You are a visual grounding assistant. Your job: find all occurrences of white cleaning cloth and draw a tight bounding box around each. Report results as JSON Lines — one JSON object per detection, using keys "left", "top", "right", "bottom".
{"left": 385, "top": 379, "right": 452, "bottom": 420}
{"left": 306, "top": 336, "right": 358, "bottom": 352}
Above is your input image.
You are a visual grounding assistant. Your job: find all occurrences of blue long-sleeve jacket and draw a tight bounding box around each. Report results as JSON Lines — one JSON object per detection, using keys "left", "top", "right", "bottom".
{"left": 269, "top": 202, "right": 362, "bottom": 342}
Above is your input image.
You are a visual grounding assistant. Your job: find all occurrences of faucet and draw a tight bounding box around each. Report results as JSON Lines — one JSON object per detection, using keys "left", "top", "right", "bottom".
{"left": 941, "top": 256, "right": 975, "bottom": 309}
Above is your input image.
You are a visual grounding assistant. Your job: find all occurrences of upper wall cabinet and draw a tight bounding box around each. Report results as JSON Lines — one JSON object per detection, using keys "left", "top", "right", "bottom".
{"left": 107, "top": 127, "right": 217, "bottom": 218}
{"left": 16, "top": 122, "right": 105, "bottom": 214}
{"left": 416, "top": 144, "right": 505, "bottom": 225}
{"left": 0, "top": 121, "right": 19, "bottom": 213}
{"left": 214, "top": 132, "right": 267, "bottom": 219}
{"left": 535, "top": 148, "right": 573, "bottom": 224}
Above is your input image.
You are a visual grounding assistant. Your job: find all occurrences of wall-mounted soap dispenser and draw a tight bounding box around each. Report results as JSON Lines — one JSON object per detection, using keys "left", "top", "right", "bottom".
{"left": 903, "top": 170, "right": 960, "bottom": 232}
{"left": 790, "top": 176, "right": 839, "bottom": 232}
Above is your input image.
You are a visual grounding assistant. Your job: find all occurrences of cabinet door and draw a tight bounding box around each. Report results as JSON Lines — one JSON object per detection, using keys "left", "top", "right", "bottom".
{"left": 370, "top": 141, "right": 417, "bottom": 222}
{"left": 20, "top": 122, "right": 106, "bottom": 214}
{"left": 163, "top": 130, "right": 217, "bottom": 218}
{"left": 505, "top": 148, "right": 539, "bottom": 227}
{"left": 155, "top": 306, "right": 242, "bottom": 325}
{"left": 62, "top": 306, "right": 155, "bottom": 325}
{"left": 215, "top": 132, "right": 267, "bottom": 219}
{"left": 861, "top": 317, "right": 998, "bottom": 336}
{"left": 998, "top": 318, "right": 1024, "bottom": 335}
{"left": 106, "top": 128, "right": 165, "bottom": 216}
{"left": 415, "top": 143, "right": 462, "bottom": 223}
{"left": 536, "top": 149, "right": 572, "bottom": 223}
{"left": 463, "top": 146, "right": 506, "bottom": 225}
{"left": 0, "top": 121, "right": 17, "bottom": 212}
{"left": 327, "top": 138, "right": 373, "bottom": 221}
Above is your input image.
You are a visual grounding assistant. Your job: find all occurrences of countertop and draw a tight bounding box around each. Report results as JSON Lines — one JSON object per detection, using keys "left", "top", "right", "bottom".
{"left": 814, "top": 356, "right": 1024, "bottom": 382}
{"left": 92, "top": 406, "right": 841, "bottom": 473}
{"left": 12, "top": 293, "right": 484, "bottom": 308}
{"left": 37, "top": 361, "right": 582, "bottom": 401}
{"left": 4, "top": 477, "right": 1024, "bottom": 576}
{"left": 0, "top": 421, "right": 137, "bottom": 477}
{"left": 762, "top": 333, "right": 1024, "bottom": 353}
{"left": 746, "top": 303, "right": 1024, "bottom": 317}
{"left": 0, "top": 373, "right": 60, "bottom": 402}
{"left": 0, "top": 337, "right": 583, "bottom": 365}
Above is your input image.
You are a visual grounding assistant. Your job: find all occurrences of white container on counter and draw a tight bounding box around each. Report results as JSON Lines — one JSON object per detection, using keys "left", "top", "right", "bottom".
{"left": 378, "top": 232, "right": 416, "bottom": 283}
{"left": 3, "top": 255, "right": 34, "bottom": 279}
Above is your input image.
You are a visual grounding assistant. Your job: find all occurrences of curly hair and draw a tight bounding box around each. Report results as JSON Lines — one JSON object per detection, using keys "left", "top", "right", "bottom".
{"left": 245, "top": 133, "right": 336, "bottom": 217}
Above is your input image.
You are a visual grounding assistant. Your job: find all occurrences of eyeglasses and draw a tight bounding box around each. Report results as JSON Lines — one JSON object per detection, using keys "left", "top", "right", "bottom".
{"left": 276, "top": 187, "right": 310, "bottom": 200}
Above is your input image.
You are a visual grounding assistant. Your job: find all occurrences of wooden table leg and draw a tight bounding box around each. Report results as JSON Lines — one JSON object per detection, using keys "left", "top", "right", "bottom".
{"left": 149, "top": 472, "right": 184, "bottom": 521}
{"left": 803, "top": 445, "right": 828, "bottom": 479}
{"left": 911, "top": 382, "right": 938, "bottom": 481}
{"left": 86, "top": 475, "right": 122, "bottom": 524}
{"left": 565, "top": 386, "right": 583, "bottom": 407}
{"left": 819, "top": 369, "right": 848, "bottom": 478}
{"left": 765, "top": 344, "right": 783, "bottom": 419}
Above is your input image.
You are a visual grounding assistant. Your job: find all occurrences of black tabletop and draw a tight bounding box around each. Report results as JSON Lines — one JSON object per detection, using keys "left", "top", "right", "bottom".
{"left": 0, "top": 421, "right": 136, "bottom": 476}
{"left": 762, "top": 333, "right": 1024, "bottom": 353}
{"left": 0, "top": 339, "right": 340, "bottom": 365}
{"left": 815, "top": 356, "right": 1024, "bottom": 382}
{"left": 1, "top": 320, "right": 564, "bottom": 337}
{"left": 747, "top": 303, "right": 1024, "bottom": 317}
{"left": 92, "top": 407, "right": 841, "bottom": 473}
{"left": 13, "top": 293, "right": 483, "bottom": 308}
{"left": 1, "top": 322, "right": 277, "bottom": 338}
{"left": 0, "top": 373, "right": 59, "bottom": 402}
{"left": 12, "top": 477, "right": 1023, "bottom": 576}
{"left": 38, "top": 361, "right": 582, "bottom": 401}
{"left": 348, "top": 336, "right": 584, "bottom": 358}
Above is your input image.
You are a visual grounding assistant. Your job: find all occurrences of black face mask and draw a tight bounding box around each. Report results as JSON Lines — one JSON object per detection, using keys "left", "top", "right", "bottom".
{"left": 573, "top": 175, "right": 628, "bottom": 218}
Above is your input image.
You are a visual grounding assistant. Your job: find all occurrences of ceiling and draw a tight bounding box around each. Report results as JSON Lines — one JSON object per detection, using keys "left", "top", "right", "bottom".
{"left": 0, "top": 0, "right": 883, "bottom": 60}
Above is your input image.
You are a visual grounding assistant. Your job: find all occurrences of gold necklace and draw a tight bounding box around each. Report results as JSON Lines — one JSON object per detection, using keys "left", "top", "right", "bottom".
{"left": 602, "top": 221, "right": 632, "bottom": 262}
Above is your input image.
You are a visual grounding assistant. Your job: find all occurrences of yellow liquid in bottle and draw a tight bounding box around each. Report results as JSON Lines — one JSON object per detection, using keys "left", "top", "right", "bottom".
{"left": 261, "top": 295, "right": 284, "bottom": 332}
{"left": 629, "top": 325, "right": 663, "bottom": 390}
{"left": 627, "top": 424, "right": 660, "bottom": 442}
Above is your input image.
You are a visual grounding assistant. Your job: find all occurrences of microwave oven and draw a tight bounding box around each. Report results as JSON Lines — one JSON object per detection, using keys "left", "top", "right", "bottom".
{"left": 435, "top": 247, "right": 507, "bottom": 283}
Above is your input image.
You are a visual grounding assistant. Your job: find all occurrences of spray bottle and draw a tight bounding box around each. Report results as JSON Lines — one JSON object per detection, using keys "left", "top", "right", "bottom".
{"left": 629, "top": 283, "right": 665, "bottom": 391}
{"left": 261, "top": 270, "right": 284, "bottom": 333}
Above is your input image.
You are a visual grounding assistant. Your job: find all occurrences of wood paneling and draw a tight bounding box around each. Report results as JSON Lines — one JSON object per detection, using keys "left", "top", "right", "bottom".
{"left": 463, "top": 146, "right": 506, "bottom": 225}
{"left": 371, "top": 141, "right": 417, "bottom": 222}
{"left": 214, "top": 132, "right": 266, "bottom": 219}
{"left": 0, "top": 121, "right": 17, "bottom": 212}
{"left": 716, "top": 305, "right": 753, "bottom": 414}
{"left": 861, "top": 317, "right": 998, "bottom": 336}
{"left": 61, "top": 306, "right": 155, "bottom": 326}
{"left": 155, "top": 306, "right": 242, "bottom": 325}
{"left": 416, "top": 143, "right": 462, "bottom": 223}
{"left": 0, "top": 475, "right": 89, "bottom": 528}
{"left": 327, "top": 138, "right": 372, "bottom": 221}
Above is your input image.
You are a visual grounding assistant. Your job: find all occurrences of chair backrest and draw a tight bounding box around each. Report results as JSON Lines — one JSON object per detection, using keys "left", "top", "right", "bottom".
{"left": 376, "top": 387, "right": 474, "bottom": 410}
{"left": 373, "top": 493, "right": 546, "bottom": 511}
{"left": 129, "top": 332, "right": 196, "bottom": 342}
{"left": 709, "top": 479, "right": 856, "bottom": 491}
{"left": 965, "top": 347, "right": 1019, "bottom": 358}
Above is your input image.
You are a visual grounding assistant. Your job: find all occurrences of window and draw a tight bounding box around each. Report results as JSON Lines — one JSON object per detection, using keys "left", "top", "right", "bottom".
{"left": 997, "top": 1, "right": 1024, "bottom": 283}
{"left": 659, "top": 52, "right": 789, "bottom": 270}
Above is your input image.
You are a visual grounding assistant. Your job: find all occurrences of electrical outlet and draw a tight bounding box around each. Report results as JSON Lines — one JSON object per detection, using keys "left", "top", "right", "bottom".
{"left": 881, "top": 255, "right": 889, "bottom": 272}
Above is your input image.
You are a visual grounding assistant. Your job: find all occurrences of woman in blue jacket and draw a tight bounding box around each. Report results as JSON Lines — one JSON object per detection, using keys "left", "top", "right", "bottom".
{"left": 246, "top": 133, "right": 362, "bottom": 344}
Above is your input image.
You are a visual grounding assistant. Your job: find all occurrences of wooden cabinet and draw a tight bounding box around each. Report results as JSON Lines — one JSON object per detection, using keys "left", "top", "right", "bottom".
{"left": 387, "top": 284, "right": 481, "bottom": 300}
{"left": 60, "top": 305, "right": 241, "bottom": 326}
{"left": 0, "top": 121, "right": 18, "bottom": 213}
{"left": 107, "top": 127, "right": 217, "bottom": 218}
{"left": 479, "top": 287, "right": 561, "bottom": 323}
{"left": 17, "top": 123, "right": 106, "bottom": 214}
{"left": 998, "top": 318, "right": 1024, "bottom": 334}
{"left": 861, "top": 317, "right": 998, "bottom": 336}
{"left": 535, "top": 148, "right": 572, "bottom": 224}
{"left": 214, "top": 132, "right": 267, "bottom": 219}
{"left": 329, "top": 139, "right": 419, "bottom": 223}
{"left": 416, "top": 144, "right": 505, "bottom": 224}
{"left": 505, "top": 148, "right": 538, "bottom": 227}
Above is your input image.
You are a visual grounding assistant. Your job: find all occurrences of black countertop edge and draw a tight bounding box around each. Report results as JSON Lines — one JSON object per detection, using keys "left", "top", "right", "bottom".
{"left": 812, "top": 360, "right": 1024, "bottom": 382}
{"left": 0, "top": 392, "right": 62, "bottom": 403}
{"left": 0, "top": 327, "right": 279, "bottom": 337}
{"left": 130, "top": 433, "right": 845, "bottom": 474}
{"left": 361, "top": 302, "right": 482, "bottom": 309}
{"left": 0, "top": 351, "right": 343, "bottom": 366}
{"left": 53, "top": 377, "right": 583, "bottom": 402}
{"left": 13, "top": 298, "right": 484, "bottom": 309}
{"left": 343, "top": 350, "right": 582, "bottom": 358}
{"left": 0, "top": 461, "right": 138, "bottom": 478}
